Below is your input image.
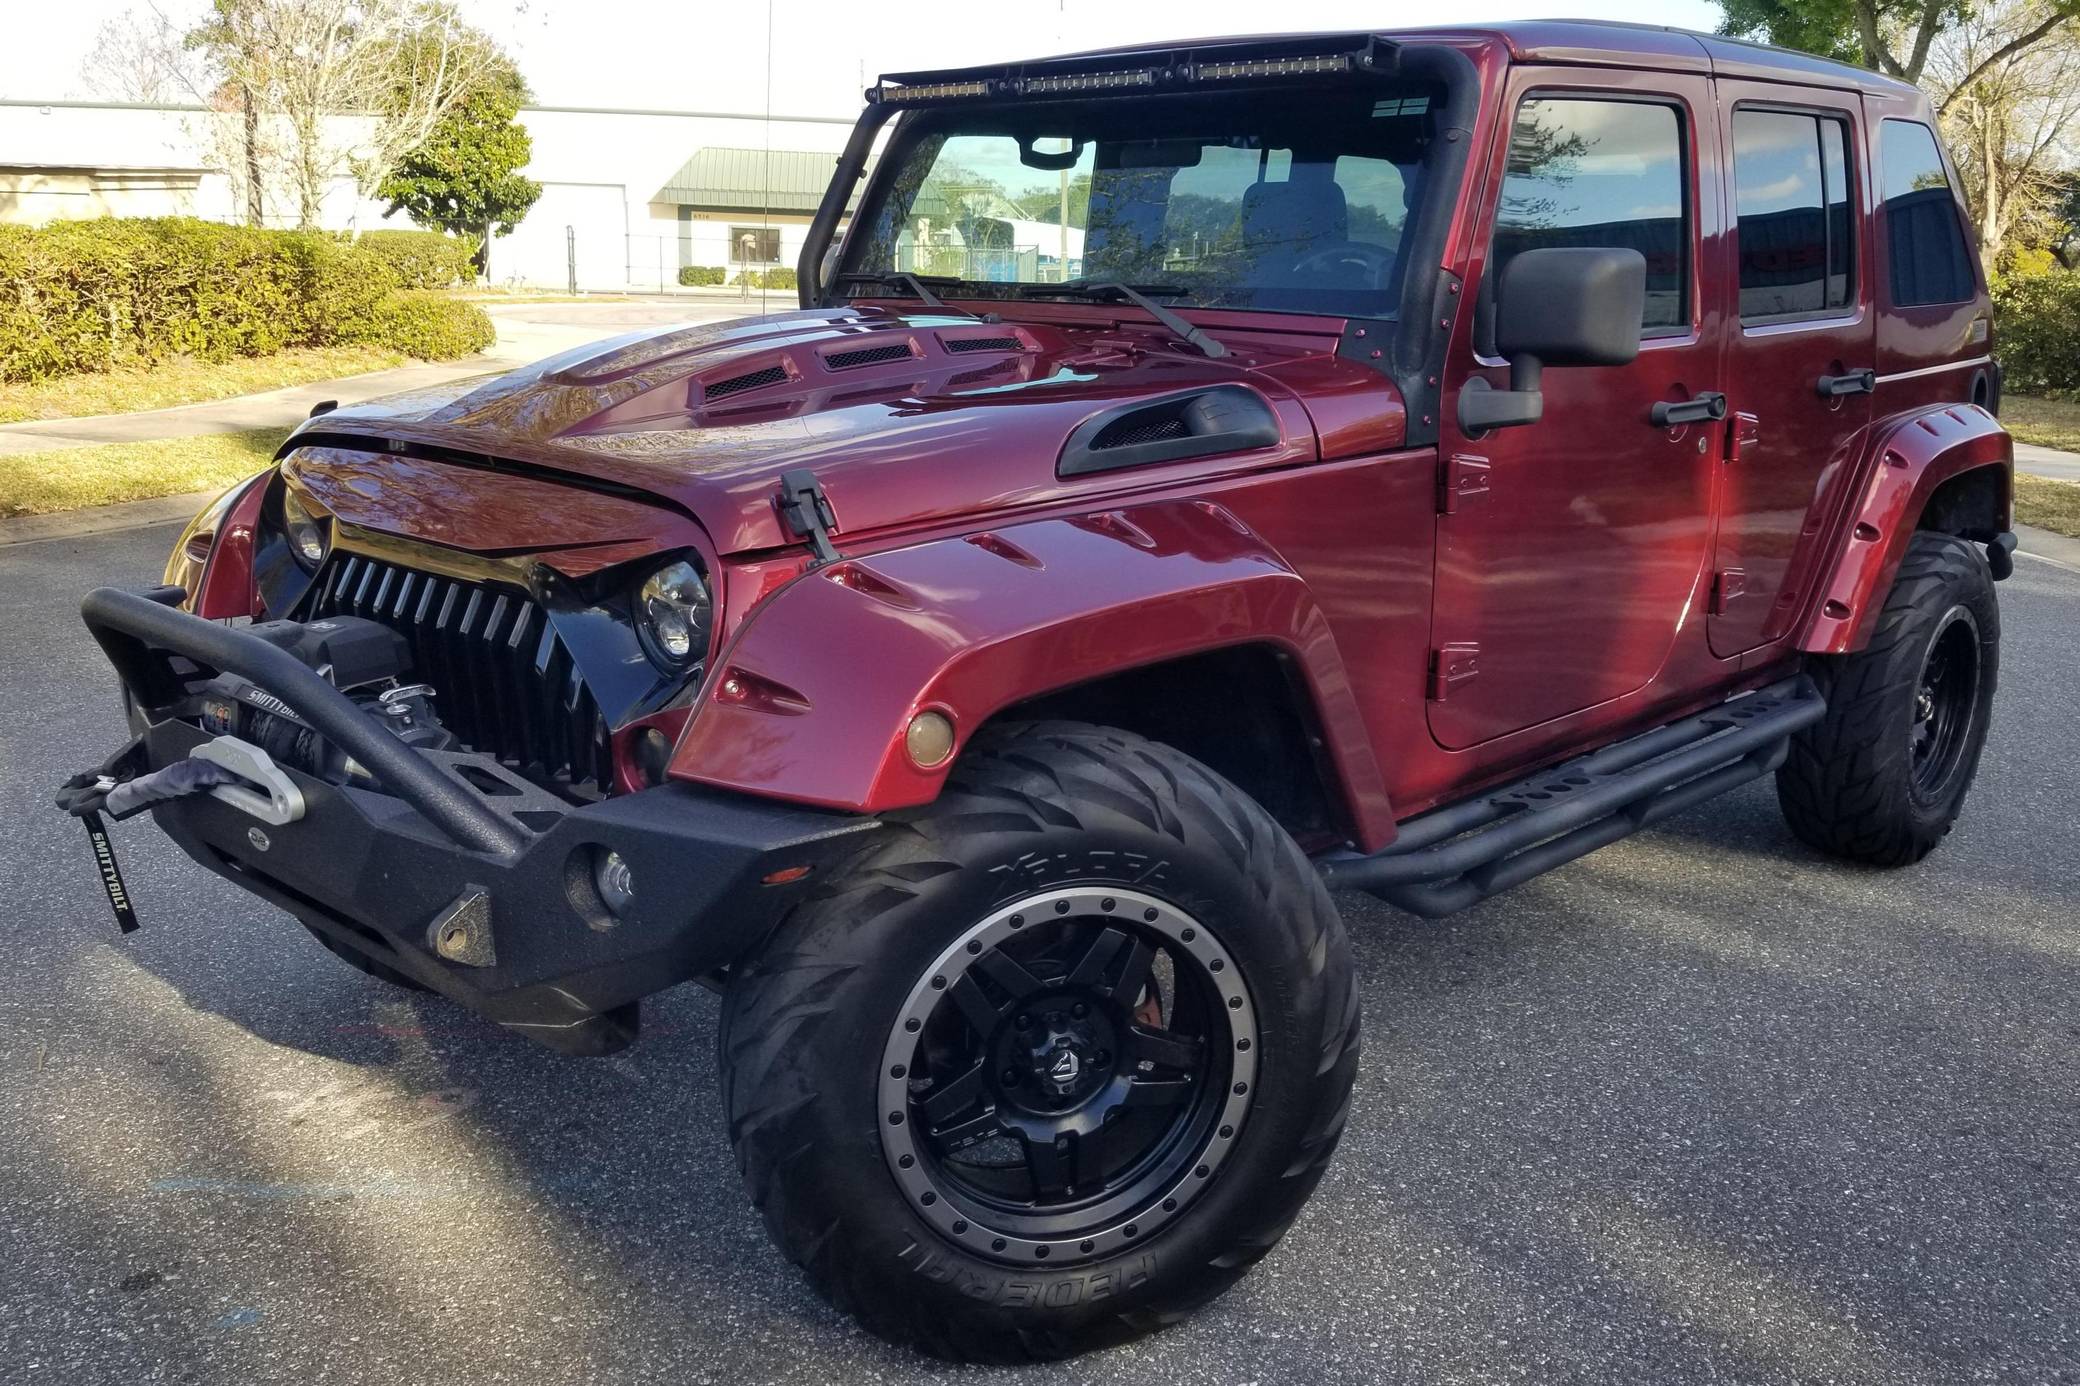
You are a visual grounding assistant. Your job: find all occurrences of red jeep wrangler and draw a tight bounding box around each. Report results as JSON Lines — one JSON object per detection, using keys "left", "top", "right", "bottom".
{"left": 65, "top": 21, "right": 2012, "bottom": 1361}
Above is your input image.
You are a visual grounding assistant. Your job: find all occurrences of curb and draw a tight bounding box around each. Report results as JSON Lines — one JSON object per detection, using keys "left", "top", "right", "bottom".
{"left": 0, "top": 489, "right": 215, "bottom": 548}
{"left": 2016, "top": 523, "right": 2080, "bottom": 573}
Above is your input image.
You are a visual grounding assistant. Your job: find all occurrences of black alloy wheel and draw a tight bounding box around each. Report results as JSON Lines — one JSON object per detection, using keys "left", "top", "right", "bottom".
{"left": 878, "top": 886, "right": 1256, "bottom": 1264}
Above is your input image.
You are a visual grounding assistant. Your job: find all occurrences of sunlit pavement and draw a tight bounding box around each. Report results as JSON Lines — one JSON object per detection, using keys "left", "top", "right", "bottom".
{"left": 4, "top": 528, "right": 2077, "bottom": 1385}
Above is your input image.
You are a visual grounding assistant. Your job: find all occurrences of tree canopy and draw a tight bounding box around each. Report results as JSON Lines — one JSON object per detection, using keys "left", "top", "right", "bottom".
{"left": 378, "top": 57, "right": 541, "bottom": 271}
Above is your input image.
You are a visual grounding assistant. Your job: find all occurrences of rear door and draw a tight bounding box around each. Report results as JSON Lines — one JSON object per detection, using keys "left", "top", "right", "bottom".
{"left": 1708, "top": 84, "right": 1876, "bottom": 656}
{"left": 1429, "top": 72, "right": 1724, "bottom": 751}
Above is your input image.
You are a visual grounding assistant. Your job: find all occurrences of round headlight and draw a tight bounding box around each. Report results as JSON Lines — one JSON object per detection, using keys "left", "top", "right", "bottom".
{"left": 636, "top": 559, "right": 713, "bottom": 669}
{"left": 281, "top": 488, "right": 329, "bottom": 570}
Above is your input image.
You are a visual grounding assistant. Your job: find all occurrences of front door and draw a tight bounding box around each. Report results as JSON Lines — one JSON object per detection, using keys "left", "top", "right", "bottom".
{"left": 1429, "top": 74, "right": 1724, "bottom": 751}
{"left": 1708, "top": 83, "right": 1876, "bottom": 656}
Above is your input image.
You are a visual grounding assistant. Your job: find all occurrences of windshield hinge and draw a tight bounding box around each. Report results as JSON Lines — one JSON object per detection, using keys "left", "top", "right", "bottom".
{"left": 777, "top": 469, "right": 842, "bottom": 566}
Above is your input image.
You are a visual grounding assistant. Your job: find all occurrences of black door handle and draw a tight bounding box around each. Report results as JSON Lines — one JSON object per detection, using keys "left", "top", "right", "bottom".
{"left": 1817, "top": 368, "right": 1877, "bottom": 398}
{"left": 1650, "top": 390, "right": 1729, "bottom": 428}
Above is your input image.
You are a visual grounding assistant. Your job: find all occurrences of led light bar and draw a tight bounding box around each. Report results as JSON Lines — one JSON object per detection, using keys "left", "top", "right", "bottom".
{"left": 873, "top": 36, "right": 1396, "bottom": 104}
{"left": 878, "top": 78, "right": 994, "bottom": 103}
{"left": 1023, "top": 68, "right": 1159, "bottom": 94}
{"left": 1191, "top": 54, "right": 1356, "bottom": 81}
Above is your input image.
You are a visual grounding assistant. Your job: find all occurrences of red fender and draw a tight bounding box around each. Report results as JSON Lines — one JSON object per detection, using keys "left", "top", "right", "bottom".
{"left": 669, "top": 498, "right": 1393, "bottom": 840}
{"left": 1798, "top": 403, "right": 2011, "bottom": 655}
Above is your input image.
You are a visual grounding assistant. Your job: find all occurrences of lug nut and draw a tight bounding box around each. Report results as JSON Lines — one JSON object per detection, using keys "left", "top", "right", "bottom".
{"left": 1071, "top": 1002, "right": 1088, "bottom": 1018}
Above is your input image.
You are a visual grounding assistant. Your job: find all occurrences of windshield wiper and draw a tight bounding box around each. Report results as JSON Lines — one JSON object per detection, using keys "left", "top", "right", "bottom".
{"left": 1018, "top": 280, "right": 1226, "bottom": 358}
{"left": 831, "top": 271, "right": 989, "bottom": 320}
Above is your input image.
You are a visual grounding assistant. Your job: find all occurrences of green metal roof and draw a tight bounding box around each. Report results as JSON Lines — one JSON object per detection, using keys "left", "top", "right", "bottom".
{"left": 654, "top": 147, "right": 844, "bottom": 213}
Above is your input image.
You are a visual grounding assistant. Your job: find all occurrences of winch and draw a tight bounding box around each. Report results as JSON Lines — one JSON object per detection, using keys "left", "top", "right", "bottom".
{"left": 191, "top": 616, "right": 457, "bottom": 786}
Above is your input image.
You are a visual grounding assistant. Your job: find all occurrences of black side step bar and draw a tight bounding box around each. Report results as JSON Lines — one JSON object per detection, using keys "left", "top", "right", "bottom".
{"left": 1317, "top": 675, "right": 1825, "bottom": 918}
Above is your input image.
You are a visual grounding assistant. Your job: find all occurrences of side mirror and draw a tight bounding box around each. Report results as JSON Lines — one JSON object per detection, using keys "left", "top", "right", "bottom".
{"left": 1458, "top": 247, "right": 1647, "bottom": 434}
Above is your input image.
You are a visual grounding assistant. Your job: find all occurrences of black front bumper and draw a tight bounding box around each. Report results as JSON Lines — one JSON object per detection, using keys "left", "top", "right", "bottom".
{"left": 83, "top": 587, "right": 881, "bottom": 1054}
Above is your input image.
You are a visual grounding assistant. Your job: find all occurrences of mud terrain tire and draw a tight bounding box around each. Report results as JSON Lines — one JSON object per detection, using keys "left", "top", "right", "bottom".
{"left": 1777, "top": 532, "right": 1999, "bottom": 865}
{"left": 719, "top": 722, "right": 1360, "bottom": 1362}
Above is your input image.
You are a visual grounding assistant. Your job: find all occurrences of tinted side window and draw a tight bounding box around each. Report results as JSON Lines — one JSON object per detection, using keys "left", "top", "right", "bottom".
{"left": 1492, "top": 98, "right": 1688, "bottom": 332}
{"left": 1733, "top": 110, "right": 1855, "bottom": 319}
{"left": 1880, "top": 119, "right": 1974, "bottom": 307}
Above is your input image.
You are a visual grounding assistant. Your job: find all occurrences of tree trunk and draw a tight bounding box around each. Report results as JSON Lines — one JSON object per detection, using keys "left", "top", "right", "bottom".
{"left": 473, "top": 226, "right": 490, "bottom": 279}
{"left": 242, "top": 85, "right": 264, "bottom": 228}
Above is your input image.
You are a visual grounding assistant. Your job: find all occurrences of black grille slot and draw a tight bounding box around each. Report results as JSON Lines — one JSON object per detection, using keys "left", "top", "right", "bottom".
{"left": 703, "top": 364, "right": 789, "bottom": 402}
{"left": 305, "top": 554, "right": 615, "bottom": 798}
{"left": 944, "top": 336, "right": 1021, "bottom": 354}
{"left": 1092, "top": 416, "right": 1191, "bottom": 449}
{"left": 824, "top": 342, "right": 915, "bottom": 370}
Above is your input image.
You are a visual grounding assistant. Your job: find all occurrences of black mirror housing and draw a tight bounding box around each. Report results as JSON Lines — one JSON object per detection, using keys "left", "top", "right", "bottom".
{"left": 1496, "top": 247, "right": 1647, "bottom": 370}
{"left": 1459, "top": 246, "right": 1648, "bottom": 435}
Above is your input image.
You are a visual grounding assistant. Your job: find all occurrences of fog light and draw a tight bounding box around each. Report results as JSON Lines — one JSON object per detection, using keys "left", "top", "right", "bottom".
{"left": 594, "top": 850, "right": 635, "bottom": 915}
{"left": 905, "top": 710, "right": 956, "bottom": 768}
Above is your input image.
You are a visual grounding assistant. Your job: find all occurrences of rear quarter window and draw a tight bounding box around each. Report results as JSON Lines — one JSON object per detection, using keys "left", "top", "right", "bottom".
{"left": 1880, "top": 119, "right": 1975, "bottom": 307}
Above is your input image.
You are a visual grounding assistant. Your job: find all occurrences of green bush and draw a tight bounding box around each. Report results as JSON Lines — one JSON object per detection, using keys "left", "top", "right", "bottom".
{"left": 369, "top": 291, "right": 495, "bottom": 360}
{"left": 0, "top": 217, "right": 498, "bottom": 382}
{"left": 1994, "top": 271, "right": 2080, "bottom": 398}
{"left": 357, "top": 229, "right": 478, "bottom": 289}
{"left": 731, "top": 266, "right": 797, "bottom": 290}
{"left": 677, "top": 264, "right": 727, "bottom": 286}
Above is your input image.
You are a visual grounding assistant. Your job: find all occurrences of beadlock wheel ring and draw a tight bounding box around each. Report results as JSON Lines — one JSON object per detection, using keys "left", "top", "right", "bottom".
{"left": 877, "top": 886, "right": 1258, "bottom": 1267}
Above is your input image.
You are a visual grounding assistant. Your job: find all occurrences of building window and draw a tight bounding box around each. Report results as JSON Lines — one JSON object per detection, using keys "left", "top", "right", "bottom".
{"left": 1732, "top": 109, "right": 1855, "bottom": 320}
{"left": 729, "top": 226, "right": 781, "bottom": 264}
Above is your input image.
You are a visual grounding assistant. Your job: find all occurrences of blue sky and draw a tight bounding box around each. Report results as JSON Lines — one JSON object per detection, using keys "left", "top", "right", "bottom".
{"left": 11, "top": 0, "right": 1727, "bottom": 115}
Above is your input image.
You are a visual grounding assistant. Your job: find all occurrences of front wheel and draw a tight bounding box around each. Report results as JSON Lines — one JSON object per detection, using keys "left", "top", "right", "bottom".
{"left": 718, "top": 722, "right": 1359, "bottom": 1362}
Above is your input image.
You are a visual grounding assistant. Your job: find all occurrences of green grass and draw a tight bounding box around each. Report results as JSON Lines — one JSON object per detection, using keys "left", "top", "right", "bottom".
{"left": 2016, "top": 472, "right": 2080, "bottom": 539}
{"left": 2000, "top": 395, "right": 2080, "bottom": 454}
{"left": 0, "top": 428, "right": 288, "bottom": 517}
{"left": 0, "top": 346, "right": 405, "bottom": 425}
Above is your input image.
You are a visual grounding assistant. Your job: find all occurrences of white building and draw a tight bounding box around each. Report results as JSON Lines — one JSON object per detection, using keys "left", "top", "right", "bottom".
{"left": 0, "top": 96, "right": 860, "bottom": 292}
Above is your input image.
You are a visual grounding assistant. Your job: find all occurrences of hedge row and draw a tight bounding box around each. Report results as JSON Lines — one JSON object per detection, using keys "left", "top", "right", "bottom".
{"left": 0, "top": 218, "right": 491, "bottom": 383}
{"left": 1994, "top": 270, "right": 2080, "bottom": 398}
{"left": 358, "top": 229, "right": 479, "bottom": 290}
{"left": 734, "top": 266, "right": 797, "bottom": 290}
{"left": 674, "top": 265, "right": 799, "bottom": 289}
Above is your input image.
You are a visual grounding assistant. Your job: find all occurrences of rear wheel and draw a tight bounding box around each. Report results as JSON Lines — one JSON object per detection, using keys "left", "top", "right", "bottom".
{"left": 1776, "top": 532, "right": 1999, "bottom": 865}
{"left": 719, "top": 722, "right": 1359, "bottom": 1361}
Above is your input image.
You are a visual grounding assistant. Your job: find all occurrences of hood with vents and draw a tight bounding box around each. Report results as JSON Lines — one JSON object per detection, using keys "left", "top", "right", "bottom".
{"left": 290, "top": 305, "right": 1394, "bottom": 556}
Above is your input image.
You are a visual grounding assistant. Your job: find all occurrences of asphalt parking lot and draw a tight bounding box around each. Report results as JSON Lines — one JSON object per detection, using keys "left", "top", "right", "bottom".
{"left": 3, "top": 524, "right": 2077, "bottom": 1386}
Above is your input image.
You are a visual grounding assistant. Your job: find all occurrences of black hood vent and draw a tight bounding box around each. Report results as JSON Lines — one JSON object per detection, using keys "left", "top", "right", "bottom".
{"left": 825, "top": 342, "right": 917, "bottom": 370}
{"left": 944, "top": 335, "right": 1021, "bottom": 354}
{"left": 704, "top": 364, "right": 790, "bottom": 402}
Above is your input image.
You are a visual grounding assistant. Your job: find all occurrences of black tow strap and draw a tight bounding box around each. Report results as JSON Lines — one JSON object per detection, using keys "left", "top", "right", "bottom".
{"left": 80, "top": 806, "right": 140, "bottom": 934}
{"left": 58, "top": 744, "right": 246, "bottom": 937}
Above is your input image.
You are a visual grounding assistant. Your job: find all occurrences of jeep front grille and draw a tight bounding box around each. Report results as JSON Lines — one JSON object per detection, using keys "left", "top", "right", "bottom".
{"left": 304, "top": 554, "right": 615, "bottom": 797}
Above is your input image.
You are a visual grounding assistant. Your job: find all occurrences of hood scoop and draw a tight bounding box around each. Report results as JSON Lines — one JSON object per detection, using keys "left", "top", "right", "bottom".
{"left": 1057, "top": 385, "right": 1281, "bottom": 478}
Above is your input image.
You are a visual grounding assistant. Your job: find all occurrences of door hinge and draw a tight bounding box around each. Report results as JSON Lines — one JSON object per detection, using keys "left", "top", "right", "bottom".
{"left": 1710, "top": 568, "right": 1747, "bottom": 615}
{"left": 1437, "top": 453, "right": 1490, "bottom": 514}
{"left": 776, "top": 468, "right": 841, "bottom": 566}
{"left": 1428, "top": 642, "right": 1481, "bottom": 702}
{"left": 1726, "top": 411, "right": 1760, "bottom": 464}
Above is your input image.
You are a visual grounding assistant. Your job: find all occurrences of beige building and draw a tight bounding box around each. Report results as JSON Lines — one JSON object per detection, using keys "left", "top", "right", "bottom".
{"left": 0, "top": 97, "right": 860, "bottom": 292}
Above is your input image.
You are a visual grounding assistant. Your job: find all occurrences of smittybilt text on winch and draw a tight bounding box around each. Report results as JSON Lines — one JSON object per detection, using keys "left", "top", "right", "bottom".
{"left": 61, "top": 21, "right": 2013, "bottom": 1361}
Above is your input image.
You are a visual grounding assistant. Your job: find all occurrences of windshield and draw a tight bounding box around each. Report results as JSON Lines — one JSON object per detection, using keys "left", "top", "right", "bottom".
{"left": 843, "top": 84, "right": 1437, "bottom": 316}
